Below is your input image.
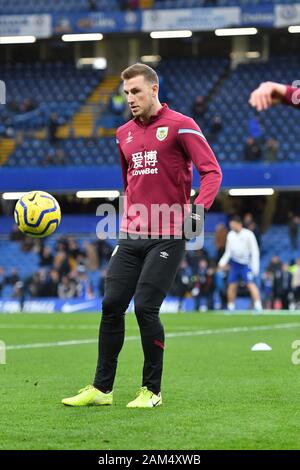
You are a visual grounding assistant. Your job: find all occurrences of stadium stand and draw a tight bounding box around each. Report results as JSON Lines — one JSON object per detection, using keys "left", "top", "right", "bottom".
{"left": 3, "top": 56, "right": 300, "bottom": 167}
{"left": 0, "top": 62, "right": 105, "bottom": 132}
{"left": 0, "top": 0, "right": 296, "bottom": 15}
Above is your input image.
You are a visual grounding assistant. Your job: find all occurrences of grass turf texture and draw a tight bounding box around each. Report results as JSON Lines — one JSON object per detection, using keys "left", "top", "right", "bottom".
{"left": 0, "top": 312, "right": 300, "bottom": 450}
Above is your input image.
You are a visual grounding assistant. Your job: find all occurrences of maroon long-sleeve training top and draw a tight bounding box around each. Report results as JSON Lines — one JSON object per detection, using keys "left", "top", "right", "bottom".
{"left": 116, "top": 104, "right": 222, "bottom": 236}
{"left": 284, "top": 85, "right": 300, "bottom": 108}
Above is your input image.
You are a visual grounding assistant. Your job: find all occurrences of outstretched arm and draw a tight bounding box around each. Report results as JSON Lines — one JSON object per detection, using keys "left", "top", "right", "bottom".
{"left": 249, "top": 81, "right": 287, "bottom": 111}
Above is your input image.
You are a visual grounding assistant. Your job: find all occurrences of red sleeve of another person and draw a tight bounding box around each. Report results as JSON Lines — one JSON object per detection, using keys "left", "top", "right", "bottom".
{"left": 178, "top": 117, "right": 222, "bottom": 210}
{"left": 283, "top": 85, "right": 300, "bottom": 108}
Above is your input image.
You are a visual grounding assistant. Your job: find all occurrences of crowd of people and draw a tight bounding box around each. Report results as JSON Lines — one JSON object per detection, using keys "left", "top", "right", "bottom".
{"left": 1, "top": 211, "right": 299, "bottom": 310}
{"left": 2, "top": 233, "right": 113, "bottom": 302}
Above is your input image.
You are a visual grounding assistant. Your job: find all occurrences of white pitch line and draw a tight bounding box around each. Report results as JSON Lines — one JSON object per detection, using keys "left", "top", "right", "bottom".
{"left": 0, "top": 324, "right": 97, "bottom": 330}
{"left": 6, "top": 322, "right": 300, "bottom": 351}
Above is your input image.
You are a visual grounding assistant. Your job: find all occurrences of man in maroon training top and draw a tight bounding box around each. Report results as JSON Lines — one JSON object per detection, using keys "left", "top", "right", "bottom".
{"left": 62, "top": 63, "right": 222, "bottom": 409}
{"left": 249, "top": 81, "right": 300, "bottom": 111}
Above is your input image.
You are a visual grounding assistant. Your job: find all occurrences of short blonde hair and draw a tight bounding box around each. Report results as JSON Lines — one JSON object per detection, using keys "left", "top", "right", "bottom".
{"left": 121, "top": 63, "right": 159, "bottom": 84}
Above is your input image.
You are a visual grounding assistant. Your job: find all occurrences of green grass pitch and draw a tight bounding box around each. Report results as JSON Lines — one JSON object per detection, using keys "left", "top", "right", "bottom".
{"left": 0, "top": 311, "right": 300, "bottom": 450}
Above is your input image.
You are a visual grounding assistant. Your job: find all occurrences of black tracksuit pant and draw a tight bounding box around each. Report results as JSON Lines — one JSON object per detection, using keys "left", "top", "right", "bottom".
{"left": 94, "top": 236, "right": 185, "bottom": 394}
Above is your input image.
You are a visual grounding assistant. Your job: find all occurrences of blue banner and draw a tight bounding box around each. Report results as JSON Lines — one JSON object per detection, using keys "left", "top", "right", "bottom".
{"left": 241, "top": 4, "right": 275, "bottom": 27}
{"left": 53, "top": 10, "right": 142, "bottom": 35}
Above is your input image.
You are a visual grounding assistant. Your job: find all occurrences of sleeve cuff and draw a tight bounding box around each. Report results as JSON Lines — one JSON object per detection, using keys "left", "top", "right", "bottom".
{"left": 283, "top": 85, "right": 296, "bottom": 105}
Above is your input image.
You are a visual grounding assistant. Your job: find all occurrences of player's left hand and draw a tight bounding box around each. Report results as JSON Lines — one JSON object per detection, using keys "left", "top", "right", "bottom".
{"left": 182, "top": 204, "right": 205, "bottom": 240}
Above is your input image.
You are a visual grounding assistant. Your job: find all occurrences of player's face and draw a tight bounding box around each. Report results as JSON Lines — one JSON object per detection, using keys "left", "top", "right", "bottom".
{"left": 229, "top": 221, "right": 242, "bottom": 232}
{"left": 123, "top": 75, "right": 158, "bottom": 120}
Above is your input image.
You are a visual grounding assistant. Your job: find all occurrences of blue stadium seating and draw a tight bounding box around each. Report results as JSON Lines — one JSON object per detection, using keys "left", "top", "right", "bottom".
{"left": 0, "top": 0, "right": 120, "bottom": 14}
{"left": 5, "top": 137, "right": 118, "bottom": 167}
{"left": 0, "top": 0, "right": 296, "bottom": 15}
{"left": 0, "top": 62, "right": 104, "bottom": 130}
{"left": 4, "top": 56, "right": 300, "bottom": 167}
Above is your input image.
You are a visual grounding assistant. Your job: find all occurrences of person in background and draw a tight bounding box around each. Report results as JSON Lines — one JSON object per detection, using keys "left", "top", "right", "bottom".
{"left": 288, "top": 212, "right": 299, "bottom": 250}
{"left": 214, "top": 223, "right": 228, "bottom": 261}
{"left": 265, "top": 138, "right": 279, "bottom": 163}
{"left": 0, "top": 267, "right": 5, "bottom": 297}
{"left": 280, "top": 263, "right": 293, "bottom": 310}
{"left": 192, "top": 95, "right": 206, "bottom": 123}
{"left": 218, "top": 215, "right": 262, "bottom": 312}
{"left": 244, "top": 137, "right": 262, "bottom": 162}
{"left": 171, "top": 259, "right": 192, "bottom": 312}
{"left": 243, "top": 213, "right": 261, "bottom": 248}
{"left": 291, "top": 258, "right": 300, "bottom": 307}
{"left": 209, "top": 115, "right": 222, "bottom": 141}
{"left": 192, "top": 259, "right": 215, "bottom": 311}
{"left": 39, "top": 246, "right": 54, "bottom": 267}
{"left": 48, "top": 113, "right": 59, "bottom": 144}
{"left": 58, "top": 275, "right": 77, "bottom": 299}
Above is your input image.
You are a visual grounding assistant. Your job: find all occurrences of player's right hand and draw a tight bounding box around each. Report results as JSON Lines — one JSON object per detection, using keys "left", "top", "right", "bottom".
{"left": 249, "top": 81, "right": 287, "bottom": 111}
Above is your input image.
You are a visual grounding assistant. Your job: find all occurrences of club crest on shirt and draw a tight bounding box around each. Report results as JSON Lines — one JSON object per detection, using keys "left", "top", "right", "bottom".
{"left": 125, "top": 131, "right": 133, "bottom": 144}
{"left": 156, "top": 127, "right": 168, "bottom": 141}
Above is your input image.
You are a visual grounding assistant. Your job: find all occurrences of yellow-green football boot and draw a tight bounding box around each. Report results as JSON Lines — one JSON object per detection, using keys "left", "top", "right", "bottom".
{"left": 62, "top": 385, "right": 113, "bottom": 407}
{"left": 126, "top": 386, "right": 162, "bottom": 408}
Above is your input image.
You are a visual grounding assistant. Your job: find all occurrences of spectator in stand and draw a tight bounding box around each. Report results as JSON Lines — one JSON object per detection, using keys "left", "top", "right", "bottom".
{"left": 45, "top": 270, "right": 60, "bottom": 297}
{"left": 291, "top": 258, "right": 300, "bottom": 307}
{"left": 39, "top": 246, "right": 54, "bottom": 267}
{"left": 170, "top": 259, "right": 192, "bottom": 311}
{"left": 68, "top": 239, "right": 82, "bottom": 260}
{"left": 281, "top": 263, "right": 293, "bottom": 309}
{"left": 244, "top": 137, "right": 262, "bottom": 162}
{"left": 243, "top": 213, "right": 261, "bottom": 248}
{"left": 214, "top": 223, "right": 228, "bottom": 261}
{"left": 186, "top": 246, "right": 209, "bottom": 273}
{"left": 267, "top": 255, "right": 282, "bottom": 275}
{"left": 5, "top": 267, "right": 20, "bottom": 287}
{"left": 191, "top": 259, "right": 215, "bottom": 311}
{"left": 27, "top": 272, "right": 43, "bottom": 298}
{"left": 265, "top": 137, "right": 279, "bottom": 163}
{"left": 248, "top": 114, "right": 264, "bottom": 142}
{"left": 110, "top": 88, "right": 126, "bottom": 116}
{"left": 49, "top": 113, "right": 59, "bottom": 144}
{"left": 53, "top": 250, "right": 71, "bottom": 278}
{"left": 209, "top": 115, "right": 222, "bottom": 141}
{"left": 262, "top": 271, "right": 274, "bottom": 309}
{"left": 288, "top": 212, "right": 300, "bottom": 250}
{"left": 214, "top": 267, "right": 228, "bottom": 310}
{"left": 58, "top": 275, "right": 77, "bottom": 299}
{"left": 14, "top": 281, "right": 25, "bottom": 311}
{"left": 192, "top": 95, "right": 206, "bottom": 123}
{"left": 0, "top": 267, "right": 5, "bottom": 296}
{"left": 83, "top": 242, "right": 99, "bottom": 271}
{"left": 76, "top": 267, "right": 94, "bottom": 300}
